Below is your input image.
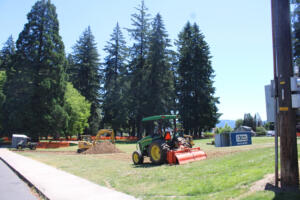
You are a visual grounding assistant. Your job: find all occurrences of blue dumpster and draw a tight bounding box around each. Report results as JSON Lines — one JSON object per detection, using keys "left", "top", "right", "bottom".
{"left": 230, "top": 132, "right": 252, "bottom": 146}
{"left": 215, "top": 133, "right": 230, "bottom": 147}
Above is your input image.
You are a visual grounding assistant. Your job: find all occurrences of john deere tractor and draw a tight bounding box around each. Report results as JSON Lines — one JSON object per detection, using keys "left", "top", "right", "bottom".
{"left": 132, "top": 115, "right": 206, "bottom": 165}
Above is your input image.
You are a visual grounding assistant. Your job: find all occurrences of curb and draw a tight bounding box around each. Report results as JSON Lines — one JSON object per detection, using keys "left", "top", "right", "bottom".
{"left": 0, "top": 156, "right": 49, "bottom": 199}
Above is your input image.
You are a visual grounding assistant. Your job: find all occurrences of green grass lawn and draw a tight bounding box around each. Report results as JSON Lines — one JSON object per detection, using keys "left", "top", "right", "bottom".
{"left": 18, "top": 137, "right": 300, "bottom": 200}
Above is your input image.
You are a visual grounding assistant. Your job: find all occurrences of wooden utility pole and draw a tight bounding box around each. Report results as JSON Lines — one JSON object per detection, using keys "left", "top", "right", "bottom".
{"left": 271, "top": 0, "right": 299, "bottom": 188}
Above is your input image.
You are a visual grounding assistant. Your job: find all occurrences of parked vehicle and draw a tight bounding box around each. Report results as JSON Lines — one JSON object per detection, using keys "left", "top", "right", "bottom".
{"left": 12, "top": 134, "right": 37, "bottom": 150}
{"left": 266, "top": 130, "right": 275, "bottom": 137}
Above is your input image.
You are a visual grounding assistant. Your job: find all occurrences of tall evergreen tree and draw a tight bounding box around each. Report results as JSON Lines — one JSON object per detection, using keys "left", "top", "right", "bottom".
{"left": 143, "top": 13, "right": 175, "bottom": 133}
{"left": 0, "top": 71, "right": 5, "bottom": 134}
{"left": 292, "top": 0, "right": 300, "bottom": 66}
{"left": 3, "top": 0, "right": 68, "bottom": 140}
{"left": 253, "top": 112, "right": 262, "bottom": 129}
{"left": 69, "top": 26, "right": 101, "bottom": 134}
{"left": 0, "top": 35, "right": 15, "bottom": 71}
{"left": 0, "top": 36, "right": 15, "bottom": 134}
{"left": 127, "top": 0, "right": 151, "bottom": 138}
{"left": 176, "top": 22, "right": 220, "bottom": 137}
{"left": 0, "top": 35, "right": 15, "bottom": 111}
{"left": 243, "top": 113, "right": 254, "bottom": 130}
{"left": 103, "top": 23, "right": 129, "bottom": 132}
{"left": 2, "top": 37, "right": 28, "bottom": 135}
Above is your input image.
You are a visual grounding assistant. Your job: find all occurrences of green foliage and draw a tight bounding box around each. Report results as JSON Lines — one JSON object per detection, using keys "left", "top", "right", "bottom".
{"left": 0, "top": 71, "right": 6, "bottom": 132}
{"left": 103, "top": 23, "right": 129, "bottom": 131}
{"left": 255, "top": 126, "right": 267, "bottom": 136}
{"left": 242, "top": 113, "right": 263, "bottom": 131}
{"left": 264, "top": 122, "right": 274, "bottom": 130}
{"left": 0, "top": 71, "right": 6, "bottom": 108}
{"left": 141, "top": 14, "right": 175, "bottom": 134}
{"left": 145, "top": 13, "right": 174, "bottom": 115}
{"left": 2, "top": 0, "right": 68, "bottom": 140}
{"left": 0, "top": 35, "right": 15, "bottom": 71}
{"left": 126, "top": 0, "right": 151, "bottom": 137}
{"left": 235, "top": 119, "right": 243, "bottom": 130}
{"left": 292, "top": 0, "right": 300, "bottom": 66}
{"left": 215, "top": 123, "right": 233, "bottom": 134}
{"left": 243, "top": 113, "right": 254, "bottom": 130}
{"left": 176, "top": 22, "right": 220, "bottom": 137}
{"left": 65, "top": 83, "right": 91, "bottom": 136}
{"left": 0, "top": 36, "right": 14, "bottom": 121}
{"left": 0, "top": 0, "right": 223, "bottom": 140}
{"left": 203, "top": 131, "right": 214, "bottom": 138}
{"left": 253, "top": 113, "right": 262, "bottom": 129}
{"left": 69, "top": 26, "right": 101, "bottom": 134}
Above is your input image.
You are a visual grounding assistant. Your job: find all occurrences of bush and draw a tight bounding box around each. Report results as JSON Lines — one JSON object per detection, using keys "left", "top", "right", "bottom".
{"left": 203, "top": 132, "right": 214, "bottom": 138}
{"left": 215, "top": 123, "right": 233, "bottom": 134}
{"left": 256, "top": 126, "right": 266, "bottom": 136}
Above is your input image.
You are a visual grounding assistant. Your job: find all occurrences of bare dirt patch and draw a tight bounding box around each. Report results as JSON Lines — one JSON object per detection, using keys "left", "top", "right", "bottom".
{"left": 18, "top": 141, "right": 275, "bottom": 164}
{"left": 14, "top": 150, "right": 77, "bottom": 155}
{"left": 92, "top": 153, "right": 152, "bottom": 163}
{"left": 204, "top": 143, "right": 274, "bottom": 159}
{"left": 250, "top": 174, "right": 275, "bottom": 192}
{"left": 82, "top": 141, "right": 123, "bottom": 154}
{"left": 233, "top": 174, "right": 275, "bottom": 200}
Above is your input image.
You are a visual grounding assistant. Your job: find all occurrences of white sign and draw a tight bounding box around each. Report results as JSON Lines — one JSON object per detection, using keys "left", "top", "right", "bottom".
{"left": 236, "top": 134, "right": 248, "bottom": 143}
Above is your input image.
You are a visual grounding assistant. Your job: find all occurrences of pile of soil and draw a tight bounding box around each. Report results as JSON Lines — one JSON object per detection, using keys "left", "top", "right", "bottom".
{"left": 83, "top": 141, "right": 123, "bottom": 154}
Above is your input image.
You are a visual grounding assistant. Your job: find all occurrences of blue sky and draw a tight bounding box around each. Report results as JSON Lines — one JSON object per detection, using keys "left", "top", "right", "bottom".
{"left": 0, "top": 0, "right": 274, "bottom": 120}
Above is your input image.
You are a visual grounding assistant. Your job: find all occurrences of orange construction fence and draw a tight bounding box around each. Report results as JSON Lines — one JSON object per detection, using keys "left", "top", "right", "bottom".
{"left": 41, "top": 136, "right": 78, "bottom": 141}
{"left": 37, "top": 141, "right": 70, "bottom": 148}
{"left": 2, "top": 137, "right": 11, "bottom": 142}
{"left": 95, "top": 136, "right": 138, "bottom": 141}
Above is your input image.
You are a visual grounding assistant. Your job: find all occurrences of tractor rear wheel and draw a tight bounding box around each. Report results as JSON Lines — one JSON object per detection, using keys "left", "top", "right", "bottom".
{"left": 132, "top": 151, "right": 144, "bottom": 165}
{"left": 30, "top": 145, "right": 36, "bottom": 150}
{"left": 148, "top": 141, "right": 167, "bottom": 165}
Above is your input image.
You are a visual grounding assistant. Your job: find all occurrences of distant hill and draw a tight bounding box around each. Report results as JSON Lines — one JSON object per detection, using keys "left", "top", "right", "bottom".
{"left": 216, "top": 120, "right": 235, "bottom": 129}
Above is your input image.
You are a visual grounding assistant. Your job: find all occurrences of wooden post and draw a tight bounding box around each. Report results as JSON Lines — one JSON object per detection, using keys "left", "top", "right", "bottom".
{"left": 271, "top": 0, "right": 299, "bottom": 188}
{"left": 271, "top": 0, "right": 279, "bottom": 187}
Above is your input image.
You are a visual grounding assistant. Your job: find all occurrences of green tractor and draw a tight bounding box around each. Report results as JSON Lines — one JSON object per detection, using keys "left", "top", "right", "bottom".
{"left": 132, "top": 115, "right": 206, "bottom": 165}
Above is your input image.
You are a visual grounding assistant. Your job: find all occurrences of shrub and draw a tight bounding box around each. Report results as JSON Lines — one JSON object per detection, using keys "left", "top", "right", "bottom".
{"left": 215, "top": 123, "right": 233, "bottom": 134}
{"left": 203, "top": 132, "right": 214, "bottom": 138}
{"left": 256, "top": 126, "right": 266, "bottom": 136}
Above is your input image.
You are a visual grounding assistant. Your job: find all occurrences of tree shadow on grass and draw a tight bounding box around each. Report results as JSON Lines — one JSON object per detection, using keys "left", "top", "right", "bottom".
{"left": 265, "top": 183, "right": 300, "bottom": 200}
{"left": 132, "top": 162, "right": 165, "bottom": 168}
{"left": 0, "top": 145, "right": 11, "bottom": 148}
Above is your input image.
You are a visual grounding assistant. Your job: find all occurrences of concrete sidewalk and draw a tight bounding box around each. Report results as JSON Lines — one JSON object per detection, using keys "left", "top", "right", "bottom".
{"left": 0, "top": 159, "right": 37, "bottom": 200}
{"left": 0, "top": 149, "right": 137, "bottom": 200}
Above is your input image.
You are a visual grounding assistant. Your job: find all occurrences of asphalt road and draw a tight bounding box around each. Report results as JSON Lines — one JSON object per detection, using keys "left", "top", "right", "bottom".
{"left": 0, "top": 159, "right": 37, "bottom": 200}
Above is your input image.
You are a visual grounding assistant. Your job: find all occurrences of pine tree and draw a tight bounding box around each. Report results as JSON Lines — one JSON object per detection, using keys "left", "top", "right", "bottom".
{"left": 1, "top": 35, "right": 28, "bottom": 135}
{"left": 103, "top": 23, "right": 129, "bottom": 132}
{"left": 127, "top": 0, "right": 151, "bottom": 137}
{"left": 292, "top": 0, "right": 300, "bottom": 66}
{"left": 143, "top": 13, "right": 175, "bottom": 134}
{"left": 0, "top": 35, "right": 15, "bottom": 112}
{"left": 0, "top": 35, "right": 15, "bottom": 71}
{"left": 69, "top": 26, "right": 101, "bottom": 134}
{"left": 176, "top": 22, "right": 220, "bottom": 137}
{"left": 243, "top": 113, "right": 254, "bottom": 130}
{"left": 3, "top": 0, "right": 68, "bottom": 140}
{"left": 253, "top": 113, "right": 262, "bottom": 129}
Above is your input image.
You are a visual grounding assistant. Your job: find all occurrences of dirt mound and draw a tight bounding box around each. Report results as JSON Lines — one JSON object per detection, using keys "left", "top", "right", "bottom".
{"left": 83, "top": 141, "right": 123, "bottom": 154}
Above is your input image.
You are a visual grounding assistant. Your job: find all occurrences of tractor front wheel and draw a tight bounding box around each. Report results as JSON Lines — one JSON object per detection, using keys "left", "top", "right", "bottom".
{"left": 148, "top": 141, "right": 167, "bottom": 165}
{"left": 132, "top": 151, "right": 144, "bottom": 165}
